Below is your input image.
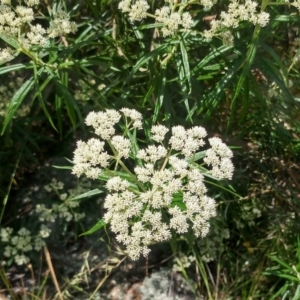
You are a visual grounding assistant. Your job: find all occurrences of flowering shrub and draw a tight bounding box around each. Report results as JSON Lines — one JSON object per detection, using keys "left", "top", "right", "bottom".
{"left": 72, "top": 108, "right": 234, "bottom": 260}
{"left": 0, "top": 0, "right": 298, "bottom": 296}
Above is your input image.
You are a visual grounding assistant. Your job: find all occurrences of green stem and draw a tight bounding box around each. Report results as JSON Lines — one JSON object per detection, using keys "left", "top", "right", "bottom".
{"left": 161, "top": 44, "right": 178, "bottom": 66}
{"left": 0, "top": 154, "right": 21, "bottom": 224}
{"left": 193, "top": 247, "right": 213, "bottom": 300}
{"left": 107, "top": 140, "right": 146, "bottom": 192}
{"left": 160, "top": 149, "right": 173, "bottom": 171}
{"left": 118, "top": 159, "right": 146, "bottom": 192}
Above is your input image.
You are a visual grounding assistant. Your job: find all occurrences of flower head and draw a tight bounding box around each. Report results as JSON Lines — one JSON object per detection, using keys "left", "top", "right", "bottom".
{"left": 72, "top": 108, "right": 234, "bottom": 260}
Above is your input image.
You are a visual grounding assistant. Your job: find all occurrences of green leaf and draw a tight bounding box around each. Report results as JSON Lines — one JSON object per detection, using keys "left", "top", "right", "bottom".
{"left": 274, "top": 15, "right": 300, "bottom": 22}
{"left": 179, "top": 37, "right": 191, "bottom": 93}
{"left": 0, "top": 63, "right": 27, "bottom": 75}
{"left": 126, "top": 44, "right": 168, "bottom": 84}
{"left": 268, "top": 255, "right": 294, "bottom": 271}
{"left": 99, "top": 170, "right": 135, "bottom": 182}
{"left": 192, "top": 45, "right": 232, "bottom": 74}
{"left": 55, "top": 93, "right": 63, "bottom": 136}
{"left": 231, "top": 35, "right": 259, "bottom": 109}
{"left": 261, "top": 43, "right": 289, "bottom": 80}
{"left": 74, "top": 24, "right": 94, "bottom": 44}
{"left": 55, "top": 75, "right": 81, "bottom": 129}
{"left": 153, "top": 66, "right": 166, "bottom": 123}
{"left": 80, "top": 219, "right": 106, "bottom": 236}
{"left": 185, "top": 150, "right": 206, "bottom": 163}
{"left": 0, "top": 34, "right": 19, "bottom": 49}
{"left": 199, "top": 63, "right": 239, "bottom": 117}
{"left": 258, "top": 56, "right": 294, "bottom": 103}
{"left": 1, "top": 72, "right": 40, "bottom": 134}
{"left": 176, "top": 38, "right": 192, "bottom": 121}
{"left": 32, "top": 65, "right": 57, "bottom": 131}
{"left": 169, "top": 231, "right": 178, "bottom": 253}
{"left": 52, "top": 165, "right": 72, "bottom": 170}
{"left": 68, "top": 189, "right": 104, "bottom": 201}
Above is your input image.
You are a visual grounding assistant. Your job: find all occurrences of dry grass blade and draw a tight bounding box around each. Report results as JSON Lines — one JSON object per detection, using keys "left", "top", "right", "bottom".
{"left": 88, "top": 255, "right": 127, "bottom": 300}
{"left": 43, "top": 246, "right": 63, "bottom": 300}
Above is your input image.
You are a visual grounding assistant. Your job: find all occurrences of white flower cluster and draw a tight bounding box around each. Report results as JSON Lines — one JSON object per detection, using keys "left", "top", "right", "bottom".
{"left": 105, "top": 148, "right": 218, "bottom": 260}
{"left": 72, "top": 108, "right": 142, "bottom": 179}
{"left": 0, "top": 0, "right": 77, "bottom": 64}
{"left": 119, "top": 0, "right": 149, "bottom": 21}
{"left": 292, "top": 0, "right": 300, "bottom": 11}
{"left": 203, "top": 0, "right": 270, "bottom": 45}
{"left": 36, "top": 178, "right": 85, "bottom": 222}
{"left": 0, "top": 226, "right": 48, "bottom": 265}
{"left": 47, "top": 7, "right": 77, "bottom": 38}
{"left": 72, "top": 108, "right": 234, "bottom": 260}
{"left": 204, "top": 137, "right": 234, "bottom": 180}
{"left": 155, "top": 8, "right": 194, "bottom": 36}
{"left": 200, "top": 0, "right": 217, "bottom": 10}
{"left": 118, "top": 0, "right": 194, "bottom": 36}
{"left": 0, "top": 47, "right": 15, "bottom": 65}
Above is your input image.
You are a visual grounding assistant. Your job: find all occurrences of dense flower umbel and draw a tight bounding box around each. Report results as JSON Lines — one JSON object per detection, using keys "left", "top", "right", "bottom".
{"left": 72, "top": 108, "right": 234, "bottom": 260}
{"left": 0, "top": 0, "right": 77, "bottom": 64}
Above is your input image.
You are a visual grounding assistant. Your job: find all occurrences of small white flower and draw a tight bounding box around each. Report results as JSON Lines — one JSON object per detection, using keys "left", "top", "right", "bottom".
{"left": 119, "top": 0, "right": 131, "bottom": 12}
{"left": 128, "top": 0, "right": 149, "bottom": 21}
{"left": 137, "top": 145, "right": 167, "bottom": 162}
{"left": 106, "top": 177, "right": 130, "bottom": 191}
{"left": 39, "top": 224, "right": 51, "bottom": 238}
{"left": 15, "top": 254, "right": 30, "bottom": 265}
{"left": 72, "top": 138, "right": 110, "bottom": 178}
{"left": 1, "top": 0, "right": 11, "bottom": 5}
{"left": 34, "top": 237, "right": 45, "bottom": 251}
{"left": 24, "top": 0, "right": 40, "bottom": 6}
{"left": 256, "top": 11, "right": 270, "bottom": 27}
{"left": 151, "top": 125, "right": 169, "bottom": 143}
{"left": 85, "top": 110, "right": 121, "bottom": 140}
{"left": 0, "top": 227, "right": 13, "bottom": 242}
{"left": 120, "top": 108, "right": 143, "bottom": 129}
{"left": 111, "top": 135, "right": 131, "bottom": 159}
{"left": 181, "top": 12, "right": 194, "bottom": 29}
{"left": 0, "top": 47, "right": 15, "bottom": 64}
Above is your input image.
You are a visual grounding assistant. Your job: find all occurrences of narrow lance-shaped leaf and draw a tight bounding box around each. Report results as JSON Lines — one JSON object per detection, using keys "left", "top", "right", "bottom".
{"left": 176, "top": 48, "right": 191, "bottom": 121}
{"left": 0, "top": 63, "right": 27, "bottom": 75}
{"left": 1, "top": 71, "right": 41, "bottom": 134}
{"left": 179, "top": 37, "right": 191, "bottom": 94}
{"left": 126, "top": 44, "right": 169, "bottom": 84}
{"left": 80, "top": 219, "right": 107, "bottom": 236}
{"left": 32, "top": 64, "right": 58, "bottom": 131}
{"left": 153, "top": 66, "right": 166, "bottom": 123}
{"left": 231, "top": 35, "right": 259, "bottom": 109}
{"left": 68, "top": 189, "right": 104, "bottom": 201}
{"left": 0, "top": 34, "right": 19, "bottom": 49}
